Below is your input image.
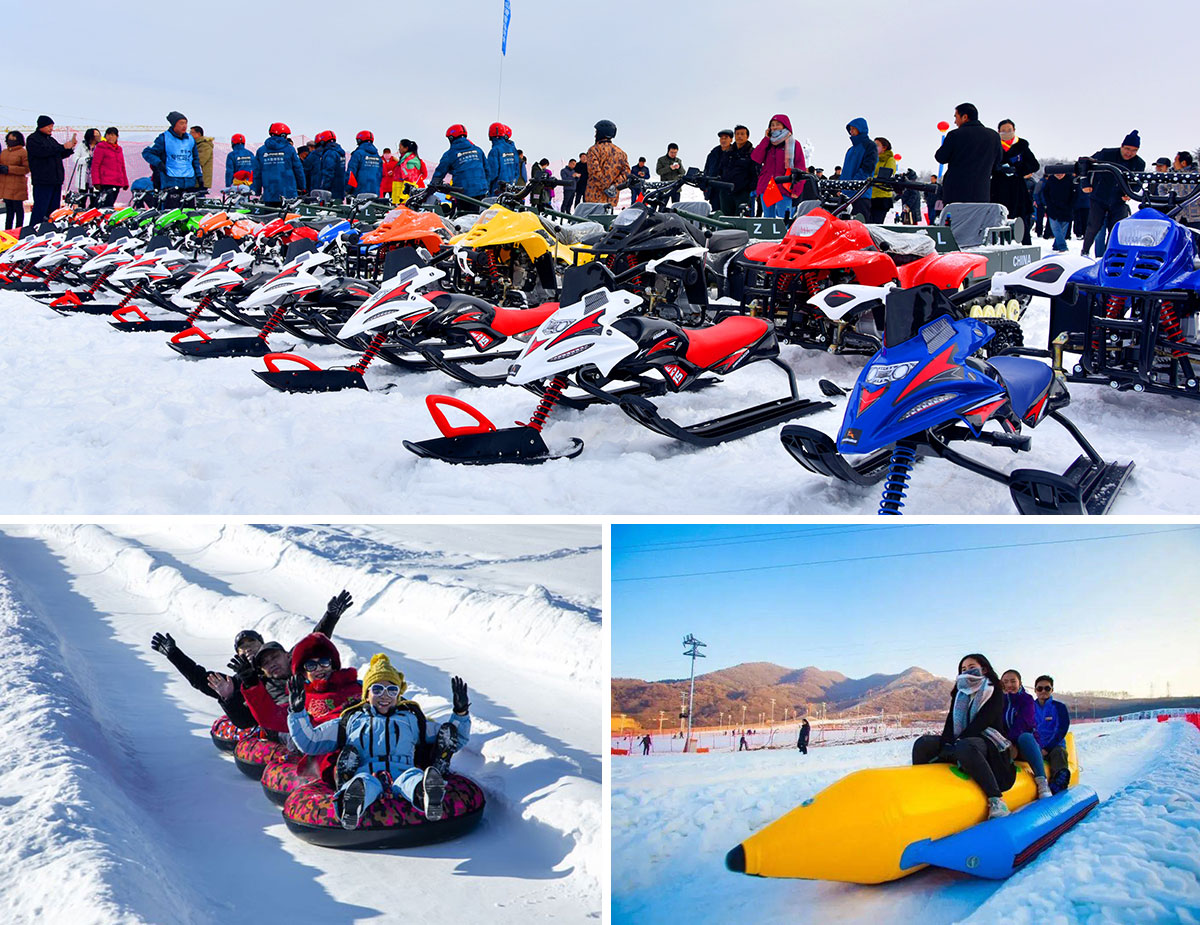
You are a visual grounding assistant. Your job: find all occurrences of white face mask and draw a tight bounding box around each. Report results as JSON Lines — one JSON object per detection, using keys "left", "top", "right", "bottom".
{"left": 956, "top": 668, "right": 984, "bottom": 691}
{"left": 770, "top": 129, "right": 788, "bottom": 143}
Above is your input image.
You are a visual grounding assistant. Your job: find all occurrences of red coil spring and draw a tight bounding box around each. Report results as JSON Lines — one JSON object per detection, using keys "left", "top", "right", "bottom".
{"left": 186, "top": 292, "right": 214, "bottom": 324}
{"left": 116, "top": 282, "right": 143, "bottom": 309}
{"left": 527, "top": 375, "right": 568, "bottom": 432}
{"left": 1091, "top": 295, "right": 1126, "bottom": 355}
{"left": 258, "top": 304, "right": 288, "bottom": 341}
{"left": 483, "top": 248, "right": 502, "bottom": 285}
{"left": 351, "top": 332, "right": 387, "bottom": 373}
{"left": 87, "top": 267, "right": 114, "bottom": 295}
{"left": 1159, "top": 301, "right": 1187, "bottom": 358}
{"left": 43, "top": 264, "right": 66, "bottom": 285}
{"left": 805, "top": 273, "right": 821, "bottom": 296}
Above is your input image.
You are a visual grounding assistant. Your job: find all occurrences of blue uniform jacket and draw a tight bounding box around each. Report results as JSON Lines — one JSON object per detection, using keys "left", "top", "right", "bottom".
{"left": 347, "top": 141, "right": 383, "bottom": 197}
{"left": 252, "top": 135, "right": 306, "bottom": 202}
{"left": 486, "top": 138, "right": 521, "bottom": 194}
{"left": 224, "top": 144, "right": 255, "bottom": 187}
{"left": 431, "top": 137, "right": 488, "bottom": 198}
{"left": 314, "top": 142, "right": 348, "bottom": 199}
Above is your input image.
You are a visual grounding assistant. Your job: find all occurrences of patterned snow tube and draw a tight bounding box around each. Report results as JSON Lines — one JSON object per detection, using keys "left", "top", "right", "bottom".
{"left": 261, "top": 753, "right": 323, "bottom": 806}
{"left": 282, "top": 773, "right": 486, "bottom": 849}
{"left": 234, "top": 737, "right": 289, "bottom": 781}
{"left": 210, "top": 716, "right": 270, "bottom": 753}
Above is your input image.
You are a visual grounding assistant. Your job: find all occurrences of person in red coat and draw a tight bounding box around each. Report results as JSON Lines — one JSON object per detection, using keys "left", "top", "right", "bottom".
{"left": 379, "top": 148, "right": 398, "bottom": 198}
{"left": 241, "top": 632, "right": 360, "bottom": 732}
{"left": 90, "top": 128, "right": 129, "bottom": 208}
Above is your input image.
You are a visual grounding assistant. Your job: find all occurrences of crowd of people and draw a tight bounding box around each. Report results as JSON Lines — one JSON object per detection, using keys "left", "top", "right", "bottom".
{"left": 148, "top": 589, "right": 472, "bottom": 830}
{"left": 4, "top": 104, "right": 1195, "bottom": 253}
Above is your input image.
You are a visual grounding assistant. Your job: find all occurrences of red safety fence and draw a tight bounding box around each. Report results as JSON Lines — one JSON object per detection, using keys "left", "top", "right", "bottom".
{"left": 1158, "top": 714, "right": 1170, "bottom": 722}
{"left": 1186, "top": 713, "right": 1200, "bottom": 732}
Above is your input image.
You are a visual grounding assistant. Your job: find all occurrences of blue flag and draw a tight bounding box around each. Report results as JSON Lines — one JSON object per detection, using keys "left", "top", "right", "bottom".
{"left": 501, "top": 0, "right": 511, "bottom": 55}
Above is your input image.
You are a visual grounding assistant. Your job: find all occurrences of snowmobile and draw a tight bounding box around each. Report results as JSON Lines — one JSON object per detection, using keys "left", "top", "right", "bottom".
{"left": 348, "top": 198, "right": 458, "bottom": 281}
{"left": 1044, "top": 159, "right": 1200, "bottom": 400}
{"left": 103, "top": 245, "right": 217, "bottom": 332}
{"left": 779, "top": 276, "right": 1133, "bottom": 515}
{"left": 573, "top": 169, "right": 747, "bottom": 324}
{"left": 726, "top": 174, "right": 1007, "bottom": 354}
{"left": 403, "top": 263, "right": 833, "bottom": 464}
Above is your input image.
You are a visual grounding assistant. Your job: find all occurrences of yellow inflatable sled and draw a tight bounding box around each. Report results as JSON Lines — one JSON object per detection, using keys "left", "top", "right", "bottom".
{"left": 726, "top": 733, "right": 1081, "bottom": 884}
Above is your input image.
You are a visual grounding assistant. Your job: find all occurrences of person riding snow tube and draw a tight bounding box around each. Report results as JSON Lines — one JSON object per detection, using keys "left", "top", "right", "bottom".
{"left": 282, "top": 654, "right": 483, "bottom": 848}
{"left": 210, "top": 715, "right": 271, "bottom": 753}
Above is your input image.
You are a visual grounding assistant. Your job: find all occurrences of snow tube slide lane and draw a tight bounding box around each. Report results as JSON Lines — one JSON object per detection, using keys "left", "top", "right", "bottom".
{"left": 725, "top": 733, "right": 1079, "bottom": 883}
{"left": 234, "top": 737, "right": 290, "bottom": 780}
{"left": 210, "top": 716, "right": 270, "bottom": 753}
{"left": 261, "top": 753, "right": 323, "bottom": 806}
{"left": 282, "top": 775, "right": 486, "bottom": 849}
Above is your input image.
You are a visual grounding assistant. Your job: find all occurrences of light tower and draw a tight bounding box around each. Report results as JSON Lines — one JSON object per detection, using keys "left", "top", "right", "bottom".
{"left": 770, "top": 698, "right": 776, "bottom": 725}
{"left": 682, "top": 634, "right": 707, "bottom": 751}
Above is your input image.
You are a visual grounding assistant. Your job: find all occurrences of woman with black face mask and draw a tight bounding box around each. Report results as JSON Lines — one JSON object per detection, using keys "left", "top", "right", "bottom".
{"left": 911, "top": 652, "right": 1017, "bottom": 819}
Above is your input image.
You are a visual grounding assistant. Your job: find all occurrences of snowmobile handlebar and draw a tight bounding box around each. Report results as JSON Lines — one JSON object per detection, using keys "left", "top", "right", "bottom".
{"left": 1072, "top": 158, "right": 1200, "bottom": 219}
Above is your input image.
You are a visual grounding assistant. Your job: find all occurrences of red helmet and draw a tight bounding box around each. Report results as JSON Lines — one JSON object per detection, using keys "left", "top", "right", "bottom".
{"left": 268, "top": 123, "right": 291, "bottom": 137}
{"left": 356, "top": 130, "right": 373, "bottom": 143}
{"left": 501, "top": 124, "right": 513, "bottom": 138}
{"left": 231, "top": 133, "right": 246, "bottom": 146}
{"left": 488, "top": 122, "right": 505, "bottom": 140}
{"left": 445, "top": 124, "right": 467, "bottom": 140}
{"left": 314, "top": 130, "right": 336, "bottom": 145}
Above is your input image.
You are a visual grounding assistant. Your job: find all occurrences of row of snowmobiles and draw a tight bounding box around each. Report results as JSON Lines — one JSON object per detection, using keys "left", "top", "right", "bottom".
{"left": 4, "top": 160, "right": 1197, "bottom": 514}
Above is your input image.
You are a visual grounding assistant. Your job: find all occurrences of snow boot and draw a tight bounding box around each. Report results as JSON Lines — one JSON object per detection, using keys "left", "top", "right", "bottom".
{"left": 1034, "top": 775, "right": 1052, "bottom": 799}
{"left": 412, "top": 767, "right": 446, "bottom": 821}
{"left": 1050, "top": 768, "right": 1071, "bottom": 795}
{"left": 334, "top": 747, "right": 360, "bottom": 790}
{"left": 432, "top": 724, "right": 460, "bottom": 776}
{"left": 338, "top": 778, "right": 367, "bottom": 830}
{"left": 986, "top": 797, "right": 1010, "bottom": 819}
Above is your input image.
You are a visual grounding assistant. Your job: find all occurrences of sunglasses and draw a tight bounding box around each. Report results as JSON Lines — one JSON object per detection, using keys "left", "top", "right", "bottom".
{"left": 1035, "top": 685, "right": 1052, "bottom": 692}
{"left": 303, "top": 657, "right": 333, "bottom": 672}
{"left": 369, "top": 683, "right": 401, "bottom": 697}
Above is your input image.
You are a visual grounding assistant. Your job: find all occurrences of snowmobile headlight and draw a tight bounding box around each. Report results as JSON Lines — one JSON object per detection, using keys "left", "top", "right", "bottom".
{"left": 788, "top": 215, "right": 827, "bottom": 237}
{"left": 479, "top": 208, "right": 500, "bottom": 223}
{"left": 1115, "top": 219, "right": 1170, "bottom": 249}
{"left": 865, "top": 361, "right": 918, "bottom": 385}
{"left": 613, "top": 208, "right": 641, "bottom": 228}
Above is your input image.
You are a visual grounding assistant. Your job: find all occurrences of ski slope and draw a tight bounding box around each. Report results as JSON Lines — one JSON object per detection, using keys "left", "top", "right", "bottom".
{"left": 0, "top": 523, "right": 601, "bottom": 924}
{"left": 1, "top": 237, "right": 1196, "bottom": 514}
{"left": 611, "top": 719, "right": 1200, "bottom": 924}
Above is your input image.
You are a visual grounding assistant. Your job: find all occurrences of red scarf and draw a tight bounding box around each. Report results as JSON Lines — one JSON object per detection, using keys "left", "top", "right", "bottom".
{"left": 1001, "top": 135, "right": 1019, "bottom": 153}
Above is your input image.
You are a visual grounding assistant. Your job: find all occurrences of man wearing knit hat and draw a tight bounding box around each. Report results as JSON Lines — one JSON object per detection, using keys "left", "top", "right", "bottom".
{"left": 142, "top": 110, "right": 203, "bottom": 192}
{"left": 288, "top": 653, "right": 472, "bottom": 830}
{"left": 1082, "top": 130, "right": 1146, "bottom": 257}
{"left": 25, "top": 115, "right": 77, "bottom": 226}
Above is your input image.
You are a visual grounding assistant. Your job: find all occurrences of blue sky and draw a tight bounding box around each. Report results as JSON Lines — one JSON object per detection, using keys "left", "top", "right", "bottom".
{"left": 613, "top": 524, "right": 1200, "bottom": 697}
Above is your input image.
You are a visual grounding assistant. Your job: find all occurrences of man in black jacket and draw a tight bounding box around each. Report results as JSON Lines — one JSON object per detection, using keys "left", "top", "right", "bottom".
{"left": 1082, "top": 130, "right": 1145, "bottom": 257}
{"left": 720, "top": 125, "right": 758, "bottom": 216}
{"left": 703, "top": 130, "right": 733, "bottom": 208}
{"left": 934, "top": 103, "right": 1001, "bottom": 206}
{"left": 26, "top": 115, "right": 77, "bottom": 227}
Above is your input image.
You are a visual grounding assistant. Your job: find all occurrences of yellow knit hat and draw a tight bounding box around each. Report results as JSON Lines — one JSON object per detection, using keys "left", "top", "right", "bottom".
{"left": 362, "top": 653, "right": 406, "bottom": 700}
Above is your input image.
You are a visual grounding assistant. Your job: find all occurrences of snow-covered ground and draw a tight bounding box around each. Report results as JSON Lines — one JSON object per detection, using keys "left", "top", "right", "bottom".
{"left": 612, "top": 718, "right": 1200, "bottom": 924}
{"left": 1, "top": 234, "right": 1191, "bottom": 513}
{"left": 0, "top": 523, "right": 601, "bottom": 924}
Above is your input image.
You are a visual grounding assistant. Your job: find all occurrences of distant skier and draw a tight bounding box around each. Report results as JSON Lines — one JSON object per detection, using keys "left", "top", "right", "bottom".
{"left": 739, "top": 734, "right": 749, "bottom": 751}
{"left": 641, "top": 734, "right": 652, "bottom": 756}
{"left": 288, "top": 654, "right": 472, "bottom": 829}
{"left": 797, "top": 718, "right": 810, "bottom": 755}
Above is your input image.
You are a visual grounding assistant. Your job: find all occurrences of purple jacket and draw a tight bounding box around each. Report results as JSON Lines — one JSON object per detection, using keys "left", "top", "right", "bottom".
{"left": 1003, "top": 688, "right": 1037, "bottom": 739}
{"left": 750, "top": 113, "right": 806, "bottom": 197}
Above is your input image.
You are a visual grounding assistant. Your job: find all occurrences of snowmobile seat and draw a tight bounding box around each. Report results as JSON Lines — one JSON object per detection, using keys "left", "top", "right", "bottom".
{"left": 708, "top": 229, "right": 750, "bottom": 252}
{"left": 489, "top": 302, "right": 560, "bottom": 336}
{"left": 867, "top": 225, "right": 936, "bottom": 258}
{"left": 985, "top": 356, "right": 1056, "bottom": 420}
{"left": 572, "top": 202, "right": 612, "bottom": 219}
{"left": 673, "top": 201, "right": 712, "bottom": 218}
{"left": 683, "top": 315, "right": 769, "bottom": 369}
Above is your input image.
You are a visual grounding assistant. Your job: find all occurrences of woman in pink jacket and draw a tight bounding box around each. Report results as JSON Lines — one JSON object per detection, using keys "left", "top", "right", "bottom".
{"left": 751, "top": 113, "right": 806, "bottom": 219}
{"left": 90, "top": 127, "right": 129, "bottom": 208}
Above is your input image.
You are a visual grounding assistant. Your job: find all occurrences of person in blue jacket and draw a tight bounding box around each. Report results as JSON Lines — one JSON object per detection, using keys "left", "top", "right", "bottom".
{"left": 311, "top": 131, "right": 347, "bottom": 200}
{"left": 142, "top": 111, "right": 203, "bottom": 191}
{"left": 1032, "top": 674, "right": 1072, "bottom": 794}
{"left": 841, "top": 117, "right": 877, "bottom": 218}
{"left": 431, "top": 125, "right": 488, "bottom": 199}
{"left": 287, "top": 654, "right": 471, "bottom": 830}
{"left": 252, "top": 123, "right": 306, "bottom": 206}
{"left": 346, "top": 130, "right": 383, "bottom": 199}
{"left": 485, "top": 122, "right": 520, "bottom": 194}
{"left": 225, "top": 133, "right": 255, "bottom": 188}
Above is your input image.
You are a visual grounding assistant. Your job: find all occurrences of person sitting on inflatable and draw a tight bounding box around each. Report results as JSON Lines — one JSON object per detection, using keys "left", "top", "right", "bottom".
{"left": 287, "top": 654, "right": 471, "bottom": 830}
{"left": 240, "top": 632, "right": 361, "bottom": 733}
{"left": 1001, "top": 669, "right": 1053, "bottom": 800}
{"left": 149, "top": 628, "right": 263, "bottom": 728}
{"left": 1033, "top": 675, "right": 1072, "bottom": 794}
{"left": 912, "top": 653, "right": 1015, "bottom": 820}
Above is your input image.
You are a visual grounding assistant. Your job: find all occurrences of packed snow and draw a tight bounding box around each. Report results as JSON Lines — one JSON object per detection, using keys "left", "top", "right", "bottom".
{"left": 1, "top": 236, "right": 1193, "bottom": 513}
{"left": 611, "top": 718, "right": 1200, "bottom": 924}
{"left": 0, "top": 523, "right": 601, "bottom": 924}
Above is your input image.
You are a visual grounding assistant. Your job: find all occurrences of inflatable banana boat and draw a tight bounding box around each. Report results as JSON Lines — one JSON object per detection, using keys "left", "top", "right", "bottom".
{"left": 726, "top": 733, "right": 1093, "bottom": 883}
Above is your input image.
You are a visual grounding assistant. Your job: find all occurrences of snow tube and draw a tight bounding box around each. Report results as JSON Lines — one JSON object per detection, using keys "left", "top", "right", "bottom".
{"left": 726, "top": 733, "right": 1079, "bottom": 883}
{"left": 234, "top": 737, "right": 289, "bottom": 781}
{"left": 261, "top": 753, "right": 323, "bottom": 806}
{"left": 210, "top": 716, "right": 270, "bottom": 753}
{"left": 282, "top": 774, "right": 486, "bottom": 849}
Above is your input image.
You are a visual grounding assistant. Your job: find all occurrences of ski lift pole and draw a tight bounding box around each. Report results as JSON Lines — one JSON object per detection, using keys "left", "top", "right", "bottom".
{"left": 682, "top": 634, "right": 706, "bottom": 752}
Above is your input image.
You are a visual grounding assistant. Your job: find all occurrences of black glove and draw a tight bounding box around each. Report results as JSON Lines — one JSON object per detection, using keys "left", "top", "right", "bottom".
{"left": 150, "top": 632, "right": 176, "bottom": 657}
{"left": 0, "top": 165, "right": 8, "bottom": 175}
{"left": 451, "top": 676, "right": 470, "bottom": 714}
{"left": 287, "top": 675, "right": 306, "bottom": 713}
{"left": 228, "top": 653, "right": 258, "bottom": 686}
{"left": 436, "top": 723, "right": 460, "bottom": 754}
{"left": 324, "top": 589, "right": 353, "bottom": 622}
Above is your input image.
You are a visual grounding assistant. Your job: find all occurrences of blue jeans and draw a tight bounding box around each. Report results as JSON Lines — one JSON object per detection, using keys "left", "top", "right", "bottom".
{"left": 761, "top": 195, "right": 789, "bottom": 219}
{"left": 1048, "top": 218, "right": 1071, "bottom": 252}
{"left": 1016, "top": 732, "right": 1046, "bottom": 777}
